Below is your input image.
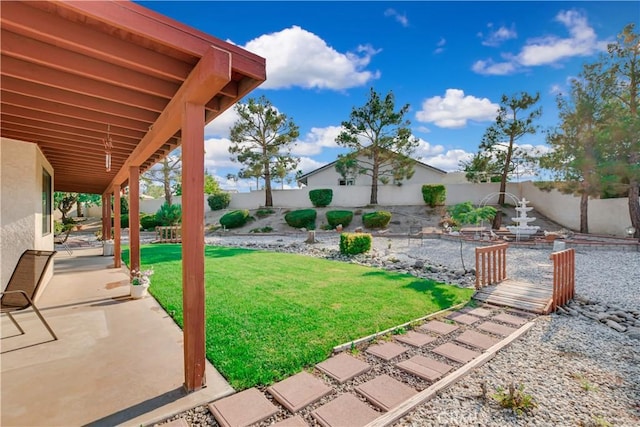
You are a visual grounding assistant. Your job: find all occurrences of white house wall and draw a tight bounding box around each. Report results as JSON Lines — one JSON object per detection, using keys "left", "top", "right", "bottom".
{"left": 1, "top": 137, "right": 54, "bottom": 291}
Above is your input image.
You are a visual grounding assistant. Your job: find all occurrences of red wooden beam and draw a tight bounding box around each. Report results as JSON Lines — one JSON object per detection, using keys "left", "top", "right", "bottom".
{"left": 181, "top": 101, "right": 206, "bottom": 392}
{"left": 112, "top": 186, "right": 121, "bottom": 269}
{"left": 105, "top": 193, "right": 112, "bottom": 241}
{"left": 129, "top": 166, "right": 140, "bottom": 276}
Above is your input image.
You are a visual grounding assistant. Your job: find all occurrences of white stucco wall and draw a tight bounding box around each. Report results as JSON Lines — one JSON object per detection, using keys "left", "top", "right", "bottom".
{"left": 1, "top": 138, "right": 54, "bottom": 291}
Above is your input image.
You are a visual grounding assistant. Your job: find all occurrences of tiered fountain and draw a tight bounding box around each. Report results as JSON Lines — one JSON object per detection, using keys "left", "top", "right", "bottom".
{"left": 506, "top": 197, "right": 540, "bottom": 239}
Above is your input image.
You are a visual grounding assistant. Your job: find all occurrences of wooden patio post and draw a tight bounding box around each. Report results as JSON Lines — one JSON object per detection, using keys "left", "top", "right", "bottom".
{"left": 101, "top": 194, "right": 107, "bottom": 239}
{"left": 113, "top": 186, "right": 121, "bottom": 269}
{"left": 105, "top": 192, "right": 112, "bottom": 242}
{"left": 181, "top": 101, "right": 206, "bottom": 391}
{"left": 129, "top": 166, "right": 140, "bottom": 274}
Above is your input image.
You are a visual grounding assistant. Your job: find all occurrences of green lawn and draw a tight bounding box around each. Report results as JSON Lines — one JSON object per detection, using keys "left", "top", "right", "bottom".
{"left": 124, "top": 244, "right": 473, "bottom": 389}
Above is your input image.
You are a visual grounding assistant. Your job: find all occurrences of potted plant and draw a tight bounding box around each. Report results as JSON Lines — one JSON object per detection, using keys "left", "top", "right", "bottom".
{"left": 130, "top": 268, "right": 153, "bottom": 299}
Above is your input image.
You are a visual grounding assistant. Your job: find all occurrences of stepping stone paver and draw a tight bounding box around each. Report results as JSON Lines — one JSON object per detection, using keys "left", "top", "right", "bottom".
{"left": 311, "top": 394, "right": 379, "bottom": 427}
{"left": 267, "top": 371, "right": 332, "bottom": 412}
{"left": 209, "top": 387, "right": 278, "bottom": 427}
{"left": 446, "top": 312, "right": 481, "bottom": 325}
{"left": 432, "top": 342, "right": 481, "bottom": 364}
{"left": 494, "top": 313, "right": 528, "bottom": 326}
{"left": 394, "top": 330, "right": 436, "bottom": 347}
{"left": 477, "top": 321, "right": 517, "bottom": 337}
{"left": 462, "top": 307, "right": 492, "bottom": 317}
{"left": 272, "top": 415, "right": 309, "bottom": 427}
{"left": 366, "top": 341, "right": 408, "bottom": 361}
{"left": 316, "top": 353, "right": 371, "bottom": 384}
{"left": 507, "top": 309, "right": 538, "bottom": 319}
{"left": 455, "top": 330, "right": 500, "bottom": 350}
{"left": 419, "top": 320, "right": 459, "bottom": 335}
{"left": 355, "top": 374, "right": 417, "bottom": 411}
{"left": 163, "top": 419, "right": 189, "bottom": 427}
{"left": 396, "top": 355, "right": 453, "bottom": 381}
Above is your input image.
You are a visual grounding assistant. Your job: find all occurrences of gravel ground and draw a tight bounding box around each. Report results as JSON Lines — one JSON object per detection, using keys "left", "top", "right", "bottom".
{"left": 159, "top": 235, "right": 639, "bottom": 427}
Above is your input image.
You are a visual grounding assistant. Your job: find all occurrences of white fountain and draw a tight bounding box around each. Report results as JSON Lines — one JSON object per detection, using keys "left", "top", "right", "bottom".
{"left": 506, "top": 197, "right": 540, "bottom": 238}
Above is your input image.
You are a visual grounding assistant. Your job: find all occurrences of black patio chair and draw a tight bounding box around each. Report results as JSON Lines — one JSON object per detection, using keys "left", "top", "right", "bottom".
{"left": 1, "top": 249, "right": 58, "bottom": 340}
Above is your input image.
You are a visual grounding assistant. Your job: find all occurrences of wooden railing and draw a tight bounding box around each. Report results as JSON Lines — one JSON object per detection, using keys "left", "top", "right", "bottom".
{"left": 550, "top": 248, "right": 575, "bottom": 311}
{"left": 475, "top": 243, "right": 508, "bottom": 289}
{"left": 155, "top": 226, "right": 182, "bottom": 243}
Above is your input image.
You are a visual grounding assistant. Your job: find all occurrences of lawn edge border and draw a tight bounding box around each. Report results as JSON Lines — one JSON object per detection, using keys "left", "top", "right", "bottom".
{"left": 364, "top": 320, "right": 537, "bottom": 427}
{"left": 332, "top": 301, "right": 468, "bottom": 353}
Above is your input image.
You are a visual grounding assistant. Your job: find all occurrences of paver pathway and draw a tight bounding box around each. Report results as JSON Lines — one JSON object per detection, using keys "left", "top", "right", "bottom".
{"left": 182, "top": 304, "right": 536, "bottom": 427}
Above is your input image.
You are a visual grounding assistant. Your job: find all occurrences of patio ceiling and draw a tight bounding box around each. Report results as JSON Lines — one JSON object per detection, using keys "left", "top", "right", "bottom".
{"left": 0, "top": 0, "right": 265, "bottom": 194}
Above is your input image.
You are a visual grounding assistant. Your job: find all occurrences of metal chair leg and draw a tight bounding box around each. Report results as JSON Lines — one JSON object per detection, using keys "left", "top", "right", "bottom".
{"left": 30, "top": 304, "right": 58, "bottom": 340}
{"left": 6, "top": 312, "right": 25, "bottom": 335}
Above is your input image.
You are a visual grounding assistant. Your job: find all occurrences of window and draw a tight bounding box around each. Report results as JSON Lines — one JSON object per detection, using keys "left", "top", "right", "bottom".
{"left": 42, "top": 169, "right": 52, "bottom": 235}
{"left": 338, "top": 179, "right": 355, "bottom": 186}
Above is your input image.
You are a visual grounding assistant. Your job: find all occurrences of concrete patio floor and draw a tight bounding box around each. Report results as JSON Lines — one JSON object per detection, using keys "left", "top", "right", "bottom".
{"left": 1, "top": 247, "right": 233, "bottom": 427}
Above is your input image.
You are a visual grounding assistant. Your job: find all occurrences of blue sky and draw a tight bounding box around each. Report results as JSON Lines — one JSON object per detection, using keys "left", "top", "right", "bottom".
{"left": 138, "top": 1, "right": 638, "bottom": 191}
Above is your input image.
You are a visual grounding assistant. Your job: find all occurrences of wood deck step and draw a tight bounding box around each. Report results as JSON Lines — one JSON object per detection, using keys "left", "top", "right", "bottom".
{"left": 473, "top": 279, "right": 553, "bottom": 314}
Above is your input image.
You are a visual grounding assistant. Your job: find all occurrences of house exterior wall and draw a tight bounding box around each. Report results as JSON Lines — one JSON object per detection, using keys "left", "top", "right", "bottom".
{"left": 305, "top": 157, "right": 444, "bottom": 187}
{"left": 1, "top": 138, "right": 54, "bottom": 291}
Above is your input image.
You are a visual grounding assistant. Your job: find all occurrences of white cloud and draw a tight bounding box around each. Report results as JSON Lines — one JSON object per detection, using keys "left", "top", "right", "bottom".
{"left": 384, "top": 8, "right": 409, "bottom": 27}
{"left": 434, "top": 37, "right": 446, "bottom": 54}
{"left": 473, "top": 10, "right": 607, "bottom": 76}
{"left": 204, "top": 108, "right": 239, "bottom": 138}
{"left": 420, "top": 149, "right": 474, "bottom": 172}
{"left": 292, "top": 126, "right": 342, "bottom": 156}
{"left": 415, "top": 89, "right": 499, "bottom": 128}
{"left": 415, "top": 125, "right": 431, "bottom": 134}
{"left": 243, "top": 26, "right": 381, "bottom": 90}
{"left": 480, "top": 24, "right": 517, "bottom": 47}
{"left": 204, "top": 137, "right": 238, "bottom": 170}
{"left": 415, "top": 139, "right": 445, "bottom": 158}
{"left": 471, "top": 59, "right": 518, "bottom": 76}
{"left": 549, "top": 84, "right": 563, "bottom": 95}
{"left": 297, "top": 157, "right": 326, "bottom": 175}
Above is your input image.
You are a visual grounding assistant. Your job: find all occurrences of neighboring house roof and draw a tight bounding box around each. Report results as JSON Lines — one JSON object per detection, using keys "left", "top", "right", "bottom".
{"left": 297, "top": 153, "right": 447, "bottom": 185}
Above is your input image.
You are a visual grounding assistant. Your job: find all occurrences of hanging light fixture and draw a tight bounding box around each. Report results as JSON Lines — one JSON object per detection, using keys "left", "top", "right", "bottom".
{"left": 103, "top": 124, "right": 113, "bottom": 172}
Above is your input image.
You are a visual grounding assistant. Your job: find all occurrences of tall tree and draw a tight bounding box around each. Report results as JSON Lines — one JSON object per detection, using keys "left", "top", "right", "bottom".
{"left": 203, "top": 170, "right": 221, "bottom": 195}
{"left": 541, "top": 64, "right": 607, "bottom": 233}
{"left": 603, "top": 24, "right": 640, "bottom": 238}
{"left": 460, "top": 152, "right": 504, "bottom": 183}
{"left": 479, "top": 92, "right": 542, "bottom": 229}
{"left": 141, "top": 152, "right": 181, "bottom": 206}
{"left": 76, "top": 193, "right": 101, "bottom": 217}
{"left": 335, "top": 88, "right": 419, "bottom": 204}
{"left": 229, "top": 96, "right": 300, "bottom": 206}
{"left": 54, "top": 192, "right": 78, "bottom": 221}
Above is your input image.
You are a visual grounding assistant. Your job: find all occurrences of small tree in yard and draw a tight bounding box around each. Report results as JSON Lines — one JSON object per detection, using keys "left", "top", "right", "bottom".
{"left": 478, "top": 92, "right": 542, "bottom": 229}
{"left": 335, "top": 88, "right": 419, "bottom": 205}
{"left": 229, "top": 96, "right": 300, "bottom": 207}
{"left": 142, "top": 152, "right": 181, "bottom": 206}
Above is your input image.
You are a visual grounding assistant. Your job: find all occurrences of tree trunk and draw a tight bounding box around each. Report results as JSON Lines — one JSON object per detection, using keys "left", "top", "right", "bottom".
{"left": 163, "top": 172, "right": 172, "bottom": 206}
{"left": 492, "top": 144, "right": 512, "bottom": 230}
{"left": 579, "top": 191, "right": 589, "bottom": 234}
{"left": 264, "top": 160, "right": 273, "bottom": 207}
{"left": 76, "top": 200, "right": 84, "bottom": 217}
{"left": 628, "top": 178, "right": 640, "bottom": 239}
{"left": 370, "top": 152, "right": 379, "bottom": 205}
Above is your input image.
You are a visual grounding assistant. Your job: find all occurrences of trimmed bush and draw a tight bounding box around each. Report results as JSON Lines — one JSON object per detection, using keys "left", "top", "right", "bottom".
{"left": 309, "top": 189, "right": 333, "bottom": 207}
{"left": 362, "top": 211, "right": 392, "bottom": 229}
{"left": 284, "top": 209, "right": 317, "bottom": 229}
{"left": 140, "top": 214, "right": 161, "bottom": 231}
{"left": 120, "top": 214, "right": 129, "bottom": 229}
{"left": 220, "top": 210, "right": 250, "bottom": 229}
{"left": 421, "top": 184, "right": 446, "bottom": 207}
{"left": 339, "top": 232, "right": 372, "bottom": 255}
{"left": 326, "top": 210, "right": 353, "bottom": 228}
{"left": 156, "top": 202, "right": 182, "bottom": 226}
{"left": 207, "top": 193, "right": 231, "bottom": 211}
{"left": 255, "top": 208, "right": 275, "bottom": 218}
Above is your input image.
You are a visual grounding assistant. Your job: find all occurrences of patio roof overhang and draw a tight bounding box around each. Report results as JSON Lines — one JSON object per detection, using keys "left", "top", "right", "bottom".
{"left": 0, "top": 0, "right": 266, "bottom": 194}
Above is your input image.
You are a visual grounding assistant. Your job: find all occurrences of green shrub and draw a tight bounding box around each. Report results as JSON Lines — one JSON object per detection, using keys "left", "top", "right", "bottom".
{"left": 140, "top": 214, "right": 161, "bottom": 231}
{"left": 326, "top": 210, "right": 353, "bottom": 228}
{"left": 156, "top": 202, "right": 182, "bottom": 226}
{"left": 340, "top": 233, "right": 372, "bottom": 255}
{"left": 309, "top": 189, "right": 333, "bottom": 207}
{"left": 220, "top": 210, "right": 250, "bottom": 229}
{"left": 421, "top": 184, "right": 446, "bottom": 207}
{"left": 447, "top": 201, "right": 496, "bottom": 226}
{"left": 362, "top": 211, "right": 392, "bottom": 229}
{"left": 120, "top": 214, "right": 129, "bottom": 229}
{"left": 207, "top": 193, "right": 231, "bottom": 211}
{"left": 284, "top": 209, "right": 317, "bottom": 229}
{"left": 492, "top": 383, "right": 537, "bottom": 415}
